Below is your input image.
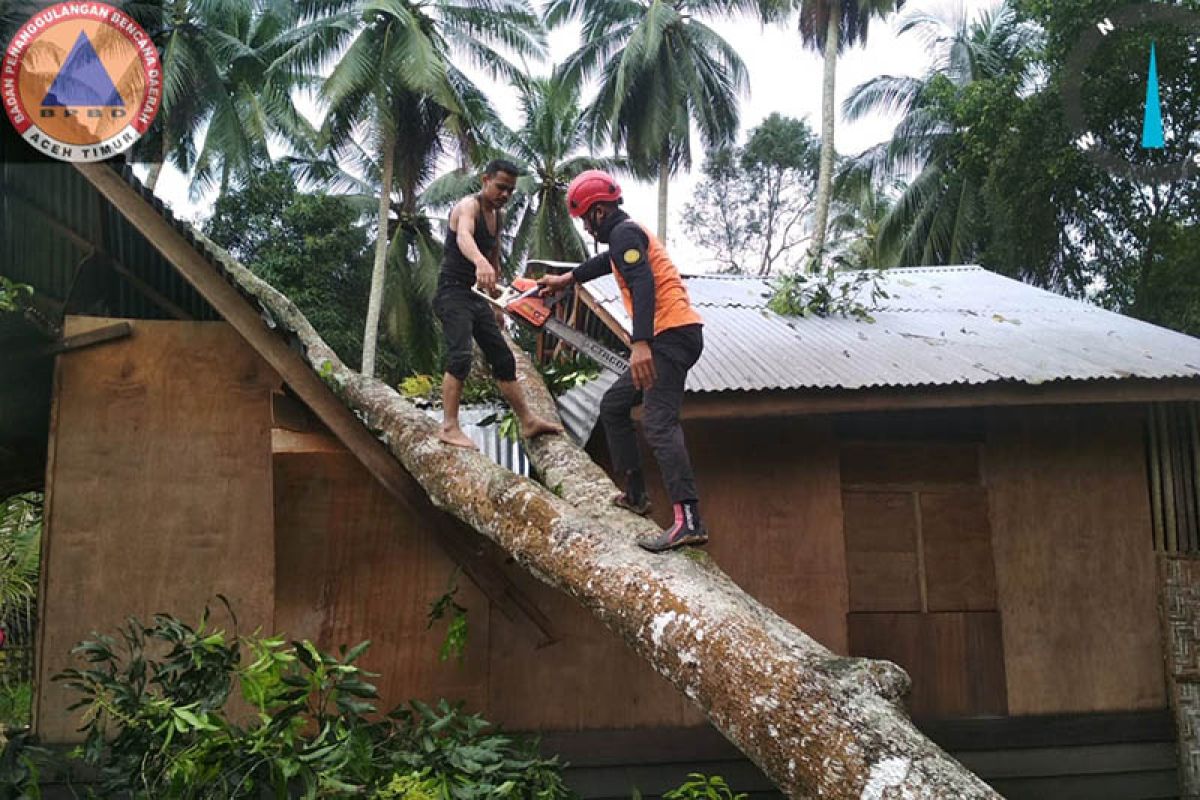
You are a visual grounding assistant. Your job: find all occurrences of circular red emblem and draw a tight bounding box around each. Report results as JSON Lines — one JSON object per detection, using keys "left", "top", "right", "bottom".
{"left": 3, "top": 2, "right": 161, "bottom": 162}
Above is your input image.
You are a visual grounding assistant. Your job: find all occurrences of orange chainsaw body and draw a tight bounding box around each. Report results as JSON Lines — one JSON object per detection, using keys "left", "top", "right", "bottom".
{"left": 503, "top": 277, "right": 552, "bottom": 327}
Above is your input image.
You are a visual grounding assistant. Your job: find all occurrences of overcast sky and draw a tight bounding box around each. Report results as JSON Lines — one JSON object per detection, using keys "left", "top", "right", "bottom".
{"left": 153, "top": 0, "right": 1004, "bottom": 270}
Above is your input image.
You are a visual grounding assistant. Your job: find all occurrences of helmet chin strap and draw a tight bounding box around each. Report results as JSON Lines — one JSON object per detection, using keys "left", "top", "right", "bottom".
{"left": 584, "top": 206, "right": 602, "bottom": 253}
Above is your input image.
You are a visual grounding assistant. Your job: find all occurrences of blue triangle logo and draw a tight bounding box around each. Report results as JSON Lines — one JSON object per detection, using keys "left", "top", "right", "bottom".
{"left": 41, "top": 31, "right": 123, "bottom": 107}
{"left": 1142, "top": 42, "right": 1165, "bottom": 149}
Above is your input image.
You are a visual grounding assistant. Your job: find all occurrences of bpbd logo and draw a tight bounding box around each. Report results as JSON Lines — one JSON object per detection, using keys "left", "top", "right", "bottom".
{"left": 2, "top": 2, "right": 161, "bottom": 162}
{"left": 1062, "top": 4, "right": 1200, "bottom": 184}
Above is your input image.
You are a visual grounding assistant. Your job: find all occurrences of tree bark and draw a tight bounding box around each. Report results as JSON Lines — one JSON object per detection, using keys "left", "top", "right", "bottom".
{"left": 361, "top": 124, "right": 397, "bottom": 377}
{"left": 658, "top": 144, "right": 671, "bottom": 242}
{"left": 143, "top": 133, "right": 169, "bottom": 195}
{"left": 810, "top": 3, "right": 841, "bottom": 272}
{"left": 211, "top": 244, "right": 1001, "bottom": 799}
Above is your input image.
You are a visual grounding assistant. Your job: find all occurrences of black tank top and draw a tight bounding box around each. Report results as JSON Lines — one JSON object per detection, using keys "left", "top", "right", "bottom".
{"left": 440, "top": 197, "right": 499, "bottom": 288}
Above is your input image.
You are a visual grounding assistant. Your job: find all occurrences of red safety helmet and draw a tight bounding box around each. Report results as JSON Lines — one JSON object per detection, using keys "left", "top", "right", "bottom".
{"left": 566, "top": 169, "right": 622, "bottom": 218}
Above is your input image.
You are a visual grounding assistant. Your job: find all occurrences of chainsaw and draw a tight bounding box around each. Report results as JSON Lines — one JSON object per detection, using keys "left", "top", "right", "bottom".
{"left": 474, "top": 277, "right": 629, "bottom": 375}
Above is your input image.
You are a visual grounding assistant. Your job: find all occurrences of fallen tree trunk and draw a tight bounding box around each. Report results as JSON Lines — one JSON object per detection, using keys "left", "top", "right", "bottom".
{"left": 223, "top": 252, "right": 1000, "bottom": 799}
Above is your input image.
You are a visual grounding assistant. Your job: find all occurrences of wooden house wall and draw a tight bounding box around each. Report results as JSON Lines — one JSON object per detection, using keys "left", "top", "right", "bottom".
{"left": 631, "top": 415, "right": 850, "bottom": 654}
{"left": 35, "top": 318, "right": 279, "bottom": 741}
{"left": 832, "top": 409, "right": 1007, "bottom": 717}
{"left": 985, "top": 404, "right": 1166, "bottom": 714}
{"left": 272, "top": 432, "right": 703, "bottom": 731}
{"left": 272, "top": 445, "right": 492, "bottom": 712}
{"left": 274, "top": 411, "right": 854, "bottom": 731}
{"left": 34, "top": 317, "right": 1167, "bottom": 744}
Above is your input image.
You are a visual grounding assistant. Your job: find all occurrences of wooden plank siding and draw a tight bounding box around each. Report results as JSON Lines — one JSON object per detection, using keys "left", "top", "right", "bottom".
{"left": 842, "top": 490, "right": 922, "bottom": 612}
{"left": 270, "top": 405, "right": 703, "bottom": 730}
{"left": 668, "top": 415, "right": 850, "bottom": 653}
{"left": 428, "top": 411, "right": 852, "bottom": 730}
{"left": 986, "top": 404, "right": 1166, "bottom": 715}
{"left": 271, "top": 401, "right": 1167, "bottom": 727}
{"left": 848, "top": 612, "right": 1007, "bottom": 717}
{"left": 273, "top": 448, "right": 493, "bottom": 713}
{"left": 838, "top": 424, "right": 1006, "bottom": 718}
{"left": 922, "top": 488, "right": 998, "bottom": 612}
{"left": 486, "top": 564, "right": 702, "bottom": 730}
{"left": 35, "top": 318, "right": 279, "bottom": 741}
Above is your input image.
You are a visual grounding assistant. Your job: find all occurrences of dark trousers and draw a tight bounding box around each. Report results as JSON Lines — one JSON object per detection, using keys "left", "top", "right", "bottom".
{"left": 433, "top": 284, "right": 516, "bottom": 382}
{"left": 600, "top": 324, "right": 703, "bottom": 503}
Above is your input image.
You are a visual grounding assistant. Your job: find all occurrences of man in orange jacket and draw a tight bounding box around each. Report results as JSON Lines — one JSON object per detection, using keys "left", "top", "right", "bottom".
{"left": 539, "top": 170, "right": 707, "bottom": 552}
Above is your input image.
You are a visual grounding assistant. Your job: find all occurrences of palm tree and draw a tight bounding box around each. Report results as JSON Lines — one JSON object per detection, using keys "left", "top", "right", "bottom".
{"left": 840, "top": 2, "right": 1039, "bottom": 264}
{"left": 504, "top": 75, "right": 616, "bottom": 267}
{"left": 384, "top": 88, "right": 475, "bottom": 377}
{"left": 124, "top": 0, "right": 315, "bottom": 196}
{"left": 277, "top": 0, "right": 545, "bottom": 376}
{"left": 782, "top": 0, "right": 907, "bottom": 268}
{"left": 547, "top": 0, "right": 751, "bottom": 242}
{"left": 290, "top": 88, "right": 490, "bottom": 378}
{"left": 828, "top": 168, "right": 899, "bottom": 268}
{"left": 0, "top": 494, "right": 40, "bottom": 616}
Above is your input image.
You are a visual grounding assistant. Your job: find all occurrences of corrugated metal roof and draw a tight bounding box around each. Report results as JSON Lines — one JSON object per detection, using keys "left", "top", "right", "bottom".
{"left": 555, "top": 369, "right": 619, "bottom": 445}
{"left": 424, "top": 405, "right": 531, "bottom": 476}
{"left": 579, "top": 267, "right": 1200, "bottom": 392}
{"left": 1, "top": 125, "right": 219, "bottom": 325}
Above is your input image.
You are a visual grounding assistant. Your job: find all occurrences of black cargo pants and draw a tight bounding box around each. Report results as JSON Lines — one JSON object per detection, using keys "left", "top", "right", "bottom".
{"left": 599, "top": 324, "right": 703, "bottom": 503}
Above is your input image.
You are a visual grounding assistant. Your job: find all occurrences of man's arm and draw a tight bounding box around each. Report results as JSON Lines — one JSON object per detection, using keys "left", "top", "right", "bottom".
{"left": 539, "top": 227, "right": 655, "bottom": 337}
{"left": 607, "top": 223, "right": 655, "bottom": 343}
{"left": 537, "top": 249, "right": 611, "bottom": 293}
{"left": 454, "top": 198, "right": 497, "bottom": 293}
{"left": 572, "top": 250, "right": 613, "bottom": 284}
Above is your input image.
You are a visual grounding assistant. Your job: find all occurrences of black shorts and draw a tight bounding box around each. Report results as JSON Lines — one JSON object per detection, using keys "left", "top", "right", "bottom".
{"left": 433, "top": 284, "right": 516, "bottom": 382}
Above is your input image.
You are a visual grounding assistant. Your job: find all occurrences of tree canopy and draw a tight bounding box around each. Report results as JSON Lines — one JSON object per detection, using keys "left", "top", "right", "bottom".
{"left": 683, "top": 114, "right": 821, "bottom": 275}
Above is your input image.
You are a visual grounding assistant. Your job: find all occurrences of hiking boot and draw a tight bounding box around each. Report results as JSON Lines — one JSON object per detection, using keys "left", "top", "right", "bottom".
{"left": 613, "top": 491, "right": 652, "bottom": 516}
{"left": 638, "top": 501, "right": 708, "bottom": 553}
{"left": 613, "top": 469, "right": 651, "bottom": 516}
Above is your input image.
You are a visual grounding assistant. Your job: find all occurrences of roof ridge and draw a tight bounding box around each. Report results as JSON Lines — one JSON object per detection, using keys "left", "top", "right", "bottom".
{"left": 680, "top": 265, "right": 986, "bottom": 281}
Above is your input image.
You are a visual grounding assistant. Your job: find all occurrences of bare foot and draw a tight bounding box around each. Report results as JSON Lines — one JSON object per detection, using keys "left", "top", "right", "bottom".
{"left": 438, "top": 425, "right": 477, "bottom": 449}
{"left": 520, "top": 415, "right": 563, "bottom": 439}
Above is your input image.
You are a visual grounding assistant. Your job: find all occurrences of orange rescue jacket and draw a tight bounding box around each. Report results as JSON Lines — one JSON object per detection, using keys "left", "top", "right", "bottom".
{"left": 610, "top": 224, "right": 703, "bottom": 336}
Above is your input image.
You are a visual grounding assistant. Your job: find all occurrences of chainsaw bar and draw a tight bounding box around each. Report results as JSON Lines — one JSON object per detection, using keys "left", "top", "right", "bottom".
{"left": 542, "top": 316, "right": 629, "bottom": 375}
{"left": 473, "top": 283, "right": 629, "bottom": 375}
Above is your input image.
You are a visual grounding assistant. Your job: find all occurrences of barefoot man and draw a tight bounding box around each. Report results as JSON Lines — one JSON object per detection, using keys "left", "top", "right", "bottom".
{"left": 433, "top": 159, "right": 561, "bottom": 449}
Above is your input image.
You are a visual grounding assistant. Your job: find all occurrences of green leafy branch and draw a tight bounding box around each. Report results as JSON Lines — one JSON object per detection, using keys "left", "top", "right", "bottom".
{"left": 31, "top": 603, "right": 572, "bottom": 799}
{"left": 663, "top": 772, "right": 748, "bottom": 800}
{"left": 0, "top": 277, "right": 32, "bottom": 313}
{"left": 427, "top": 569, "right": 470, "bottom": 663}
{"left": 766, "top": 266, "right": 890, "bottom": 322}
